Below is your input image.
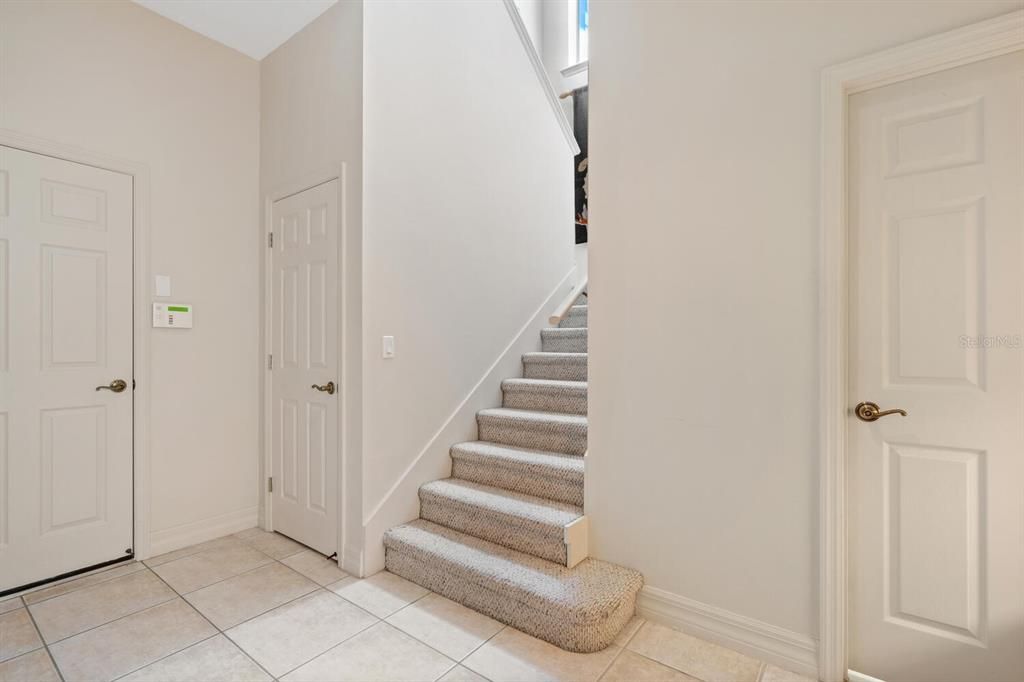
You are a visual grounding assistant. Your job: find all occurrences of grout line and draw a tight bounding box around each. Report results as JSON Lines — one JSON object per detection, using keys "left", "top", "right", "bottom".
{"left": 141, "top": 555, "right": 280, "bottom": 682}
{"left": 106, "top": 633, "right": 222, "bottom": 682}
{"left": 21, "top": 602, "right": 66, "bottom": 682}
{"left": 40, "top": 592, "right": 180, "bottom": 646}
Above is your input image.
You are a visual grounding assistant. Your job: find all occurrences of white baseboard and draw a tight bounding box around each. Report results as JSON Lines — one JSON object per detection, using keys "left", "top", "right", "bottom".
{"left": 638, "top": 586, "right": 819, "bottom": 679}
{"left": 147, "top": 506, "right": 258, "bottom": 558}
{"left": 847, "top": 671, "right": 886, "bottom": 682}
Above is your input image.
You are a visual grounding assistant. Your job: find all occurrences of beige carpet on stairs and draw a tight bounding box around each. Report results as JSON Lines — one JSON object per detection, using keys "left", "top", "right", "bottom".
{"left": 383, "top": 294, "right": 644, "bottom": 653}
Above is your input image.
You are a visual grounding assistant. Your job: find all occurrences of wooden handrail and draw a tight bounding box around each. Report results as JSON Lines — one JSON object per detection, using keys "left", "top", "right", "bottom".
{"left": 548, "top": 275, "right": 588, "bottom": 326}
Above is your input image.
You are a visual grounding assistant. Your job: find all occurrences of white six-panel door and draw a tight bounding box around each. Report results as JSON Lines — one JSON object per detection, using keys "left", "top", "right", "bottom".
{"left": 0, "top": 146, "right": 134, "bottom": 592}
{"left": 270, "top": 180, "right": 339, "bottom": 556}
{"left": 848, "top": 51, "right": 1024, "bottom": 682}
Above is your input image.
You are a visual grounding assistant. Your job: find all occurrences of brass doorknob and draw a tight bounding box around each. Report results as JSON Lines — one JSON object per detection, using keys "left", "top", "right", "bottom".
{"left": 96, "top": 379, "right": 128, "bottom": 393}
{"left": 311, "top": 381, "right": 336, "bottom": 395}
{"left": 855, "top": 401, "right": 907, "bottom": 422}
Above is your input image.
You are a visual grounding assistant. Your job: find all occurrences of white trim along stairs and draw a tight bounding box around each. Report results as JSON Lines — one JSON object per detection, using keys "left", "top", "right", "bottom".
{"left": 384, "top": 292, "right": 645, "bottom": 652}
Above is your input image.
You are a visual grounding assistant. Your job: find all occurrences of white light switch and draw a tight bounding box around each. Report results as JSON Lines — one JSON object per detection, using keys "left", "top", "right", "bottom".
{"left": 155, "top": 275, "right": 171, "bottom": 297}
{"left": 382, "top": 336, "right": 395, "bottom": 359}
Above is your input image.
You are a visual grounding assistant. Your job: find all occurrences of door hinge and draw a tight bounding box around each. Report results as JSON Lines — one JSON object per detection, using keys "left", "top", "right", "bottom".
{"left": 132, "top": 378, "right": 136, "bottom": 390}
{"left": 267, "top": 232, "right": 274, "bottom": 248}
{"left": 267, "top": 353, "right": 273, "bottom": 370}
{"left": 267, "top": 477, "right": 273, "bottom": 493}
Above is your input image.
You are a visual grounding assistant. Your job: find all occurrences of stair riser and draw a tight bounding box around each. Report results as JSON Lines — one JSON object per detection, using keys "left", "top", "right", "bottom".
{"left": 478, "top": 417, "right": 587, "bottom": 456}
{"left": 523, "top": 360, "right": 587, "bottom": 381}
{"left": 419, "top": 494, "right": 567, "bottom": 564}
{"left": 541, "top": 332, "right": 587, "bottom": 352}
{"left": 451, "top": 458, "right": 583, "bottom": 506}
{"left": 384, "top": 547, "right": 639, "bottom": 653}
{"left": 502, "top": 386, "right": 586, "bottom": 415}
{"left": 558, "top": 314, "right": 588, "bottom": 329}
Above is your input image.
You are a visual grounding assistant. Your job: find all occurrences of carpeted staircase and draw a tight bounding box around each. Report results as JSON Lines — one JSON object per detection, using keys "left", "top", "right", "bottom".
{"left": 383, "top": 294, "right": 644, "bottom": 653}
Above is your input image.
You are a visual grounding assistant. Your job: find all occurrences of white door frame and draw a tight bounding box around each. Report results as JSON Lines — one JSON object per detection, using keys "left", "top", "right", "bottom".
{"left": 817, "top": 11, "right": 1024, "bottom": 682}
{"left": 0, "top": 128, "right": 154, "bottom": 562}
{"left": 260, "top": 164, "right": 347, "bottom": 559}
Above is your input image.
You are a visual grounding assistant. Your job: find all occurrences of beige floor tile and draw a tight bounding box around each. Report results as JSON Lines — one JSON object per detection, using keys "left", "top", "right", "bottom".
{"left": 0, "top": 609, "right": 43, "bottom": 662}
{"left": 29, "top": 569, "right": 175, "bottom": 643}
{"left": 387, "top": 593, "right": 503, "bottom": 661}
{"left": 613, "top": 616, "right": 645, "bottom": 647}
{"left": 329, "top": 570, "right": 429, "bottom": 618}
{"left": 601, "top": 650, "right": 700, "bottom": 681}
{"left": 151, "top": 542, "right": 274, "bottom": 594}
{"left": 121, "top": 634, "right": 271, "bottom": 682}
{"left": 0, "top": 649, "right": 60, "bottom": 682}
{"left": 462, "top": 627, "right": 620, "bottom": 682}
{"left": 234, "top": 528, "right": 306, "bottom": 559}
{"left": 282, "top": 621, "right": 456, "bottom": 682}
{"left": 227, "top": 590, "right": 377, "bottom": 677}
{"left": 281, "top": 549, "right": 350, "bottom": 586}
{"left": 22, "top": 562, "right": 146, "bottom": 605}
{"left": 49, "top": 599, "right": 216, "bottom": 682}
{"left": 439, "top": 665, "right": 489, "bottom": 682}
{"left": 760, "top": 663, "right": 816, "bottom": 682}
{"left": 0, "top": 598, "right": 22, "bottom": 616}
{"left": 146, "top": 535, "right": 247, "bottom": 568}
{"left": 627, "top": 622, "right": 762, "bottom": 682}
{"left": 185, "top": 562, "right": 317, "bottom": 629}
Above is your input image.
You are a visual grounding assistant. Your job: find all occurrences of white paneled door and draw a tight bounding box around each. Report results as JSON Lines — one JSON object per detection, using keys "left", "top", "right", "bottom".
{"left": 848, "top": 51, "right": 1024, "bottom": 682}
{"left": 270, "top": 180, "right": 338, "bottom": 556}
{"left": 0, "top": 146, "right": 134, "bottom": 592}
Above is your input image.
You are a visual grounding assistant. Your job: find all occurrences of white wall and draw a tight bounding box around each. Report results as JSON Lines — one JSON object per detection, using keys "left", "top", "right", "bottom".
{"left": 360, "top": 0, "right": 576, "bottom": 572}
{"left": 259, "top": 0, "right": 364, "bottom": 572}
{"left": 587, "top": 0, "right": 1021, "bottom": 643}
{"left": 0, "top": 0, "right": 261, "bottom": 554}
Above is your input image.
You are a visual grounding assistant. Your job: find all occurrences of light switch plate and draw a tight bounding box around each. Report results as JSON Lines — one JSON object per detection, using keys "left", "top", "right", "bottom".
{"left": 154, "top": 275, "right": 171, "bottom": 297}
{"left": 382, "top": 336, "right": 395, "bottom": 359}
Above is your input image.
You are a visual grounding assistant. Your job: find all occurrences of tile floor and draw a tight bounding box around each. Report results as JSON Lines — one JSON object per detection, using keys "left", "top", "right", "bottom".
{"left": 0, "top": 529, "right": 817, "bottom": 682}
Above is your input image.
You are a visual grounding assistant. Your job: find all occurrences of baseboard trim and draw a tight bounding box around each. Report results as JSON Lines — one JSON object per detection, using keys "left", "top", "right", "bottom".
{"left": 847, "top": 671, "right": 886, "bottom": 682}
{"left": 147, "top": 506, "right": 258, "bottom": 558}
{"left": 637, "top": 586, "right": 818, "bottom": 679}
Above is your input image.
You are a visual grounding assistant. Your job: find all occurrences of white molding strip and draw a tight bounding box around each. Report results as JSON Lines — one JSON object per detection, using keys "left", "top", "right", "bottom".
{"left": 148, "top": 506, "right": 258, "bottom": 557}
{"left": 818, "top": 10, "right": 1023, "bottom": 682}
{"left": 501, "top": 0, "right": 581, "bottom": 156}
{"left": 561, "top": 60, "right": 588, "bottom": 78}
{"left": 638, "top": 586, "right": 818, "bottom": 678}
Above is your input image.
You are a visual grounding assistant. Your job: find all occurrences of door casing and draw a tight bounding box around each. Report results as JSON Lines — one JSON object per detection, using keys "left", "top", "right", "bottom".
{"left": 260, "top": 165, "right": 347, "bottom": 563}
{"left": 0, "top": 128, "right": 154, "bottom": 562}
{"left": 817, "top": 10, "right": 1024, "bottom": 682}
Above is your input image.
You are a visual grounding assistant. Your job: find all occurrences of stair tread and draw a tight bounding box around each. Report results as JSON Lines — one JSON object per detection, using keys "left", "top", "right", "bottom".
{"left": 451, "top": 440, "right": 585, "bottom": 471}
{"left": 384, "top": 519, "right": 643, "bottom": 625}
{"left": 502, "top": 378, "right": 587, "bottom": 391}
{"left": 522, "top": 352, "right": 587, "bottom": 363}
{"left": 541, "top": 327, "right": 587, "bottom": 335}
{"left": 478, "top": 407, "right": 587, "bottom": 425}
{"left": 421, "top": 478, "right": 582, "bottom": 528}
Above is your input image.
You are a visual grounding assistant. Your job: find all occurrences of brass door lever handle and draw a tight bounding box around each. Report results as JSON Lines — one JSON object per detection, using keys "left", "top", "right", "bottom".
{"left": 311, "top": 381, "right": 336, "bottom": 395}
{"left": 855, "top": 401, "right": 907, "bottom": 422}
{"left": 96, "top": 379, "right": 128, "bottom": 393}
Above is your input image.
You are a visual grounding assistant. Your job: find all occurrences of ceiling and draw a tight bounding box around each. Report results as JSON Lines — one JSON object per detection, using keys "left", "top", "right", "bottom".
{"left": 133, "top": 0, "right": 337, "bottom": 60}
